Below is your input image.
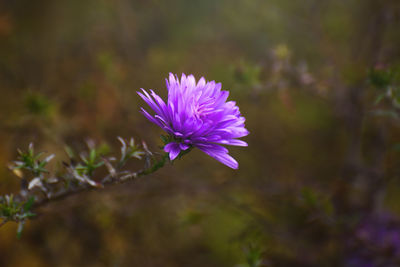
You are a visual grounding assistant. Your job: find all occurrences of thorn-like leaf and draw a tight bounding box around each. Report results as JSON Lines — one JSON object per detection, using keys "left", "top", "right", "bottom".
{"left": 28, "top": 177, "right": 46, "bottom": 191}
{"left": 44, "top": 154, "right": 55, "bottom": 163}
{"left": 16, "top": 220, "right": 25, "bottom": 239}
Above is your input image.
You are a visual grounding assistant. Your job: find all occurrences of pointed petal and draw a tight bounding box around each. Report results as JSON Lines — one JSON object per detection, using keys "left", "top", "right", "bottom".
{"left": 137, "top": 89, "right": 163, "bottom": 115}
{"left": 196, "top": 144, "right": 238, "bottom": 169}
{"left": 164, "top": 142, "right": 181, "bottom": 161}
{"left": 215, "top": 139, "right": 248, "bottom": 147}
{"left": 179, "top": 143, "right": 190, "bottom": 150}
{"left": 140, "top": 108, "right": 163, "bottom": 127}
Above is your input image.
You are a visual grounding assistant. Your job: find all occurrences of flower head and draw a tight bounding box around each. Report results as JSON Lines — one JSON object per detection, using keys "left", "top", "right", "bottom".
{"left": 138, "top": 73, "right": 249, "bottom": 169}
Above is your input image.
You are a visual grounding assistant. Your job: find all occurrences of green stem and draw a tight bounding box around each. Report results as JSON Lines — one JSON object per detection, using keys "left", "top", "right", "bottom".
{"left": 0, "top": 147, "right": 194, "bottom": 230}
{"left": 140, "top": 153, "right": 169, "bottom": 176}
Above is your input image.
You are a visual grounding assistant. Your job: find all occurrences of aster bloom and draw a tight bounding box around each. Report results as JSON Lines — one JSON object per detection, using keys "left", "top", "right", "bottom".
{"left": 138, "top": 73, "right": 249, "bottom": 169}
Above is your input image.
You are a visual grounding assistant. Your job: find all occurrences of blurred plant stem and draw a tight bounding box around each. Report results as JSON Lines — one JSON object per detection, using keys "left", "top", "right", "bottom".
{"left": 0, "top": 138, "right": 172, "bottom": 236}
{"left": 32, "top": 152, "right": 169, "bottom": 209}
{"left": 333, "top": 0, "right": 390, "bottom": 218}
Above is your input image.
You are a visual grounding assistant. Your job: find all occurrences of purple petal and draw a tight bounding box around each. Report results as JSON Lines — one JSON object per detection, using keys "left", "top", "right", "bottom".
{"left": 179, "top": 143, "right": 190, "bottom": 150}
{"left": 139, "top": 73, "right": 248, "bottom": 169}
{"left": 140, "top": 108, "right": 163, "bottom": 127}
{"left": 215, "top": 139, "right": 248, "bottom": 147}
{"left": 137, "top": 89, "right": 163, "bottom": 116}
{"left": 196, "top": 143, "right": 238, "bottom": 169}
{"left": 164, "top": 142, "right": 181, "bottom": 161}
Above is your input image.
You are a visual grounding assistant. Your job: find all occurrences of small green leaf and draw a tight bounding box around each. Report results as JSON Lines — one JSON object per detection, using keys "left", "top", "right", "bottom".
{"left": 33, "top": 152, "right": 44, "bottom": 160}
{"left": 64, "top": 146, "right": 75, "bottom": 159}
{"left": 374, "top": 92, "right": 386, "bottom": 105}
{"left": 23, "top": 197, "right": 35, "bottom": 211}
{"left": 94, "top": 162, "right": 104, "bottom": 168}
{"left": 16, "top": 220, "right": 25, "bottom": 239}
{"left": 90, "top": 149, "right": 96, "bottom": 162}
{"left": 23, "top": 212, "right": 36, "bottom": 218}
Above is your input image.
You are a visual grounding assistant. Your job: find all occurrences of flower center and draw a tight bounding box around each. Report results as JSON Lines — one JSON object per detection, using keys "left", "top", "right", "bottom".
{"left": 193, "top": 97, "right": 214, "bottom": 119}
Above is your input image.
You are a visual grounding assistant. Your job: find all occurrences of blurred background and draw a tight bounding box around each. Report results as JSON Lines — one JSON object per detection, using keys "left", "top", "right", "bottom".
{"left": 0, "top": 0, "right": 400, "bottom": 266}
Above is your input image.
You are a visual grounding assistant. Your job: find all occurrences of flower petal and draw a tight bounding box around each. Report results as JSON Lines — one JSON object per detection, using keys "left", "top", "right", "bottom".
{"left": 139, "top": 73, "right": 248, "bottom": 169}
{"left": 215, "top": 139, "right": 248, "bottom": 147}
{"left": 196, "top": 143, "right": 238, "bottom": 169}
{"left": 164, "top": 142, "right": 181, "bottom": 161}
{"left": 140, "top": 108, "right": 163, "bottom": 127}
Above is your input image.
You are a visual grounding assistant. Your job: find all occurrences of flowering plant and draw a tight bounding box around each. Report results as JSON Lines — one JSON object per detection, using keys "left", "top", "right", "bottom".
{"left": 0, "top": 73, "right": 249, "bottom": 237}
{"left": 138, "top": 73, "right": 249, "bottom": 169}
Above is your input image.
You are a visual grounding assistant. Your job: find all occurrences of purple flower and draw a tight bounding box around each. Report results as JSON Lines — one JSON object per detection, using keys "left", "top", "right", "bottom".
{"left": 138, "top": 73, "right": 249, "bottom": 169}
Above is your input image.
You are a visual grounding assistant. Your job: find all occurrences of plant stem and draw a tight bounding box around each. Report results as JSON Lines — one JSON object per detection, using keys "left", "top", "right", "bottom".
{"left": 1, "top": 152, "right": 171, "bottom": 227}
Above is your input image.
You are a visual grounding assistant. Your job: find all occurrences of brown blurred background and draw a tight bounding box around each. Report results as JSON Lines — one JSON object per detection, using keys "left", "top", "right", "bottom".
{"left": 1, "top": 0, "right": 400, "bottom": 266}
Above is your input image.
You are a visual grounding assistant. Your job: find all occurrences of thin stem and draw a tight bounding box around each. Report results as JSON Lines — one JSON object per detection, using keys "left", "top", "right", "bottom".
{"left": 34, "top": 153, "right": 169, "bottom": 208}
{"left": 139, "top": 153, "right": 169, "bottom": 176}
{"left": 0, "top": 152, "right": 171, "bottom": 227}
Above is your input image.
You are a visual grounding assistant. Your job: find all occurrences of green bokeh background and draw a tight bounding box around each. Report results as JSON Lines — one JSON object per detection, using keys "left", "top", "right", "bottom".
{"left": 0, "top": 0, "right": 400, "bottom": 266}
